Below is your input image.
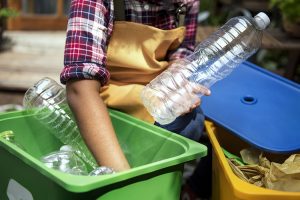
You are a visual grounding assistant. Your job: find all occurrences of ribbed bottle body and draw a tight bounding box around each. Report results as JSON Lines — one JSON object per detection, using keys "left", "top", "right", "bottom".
{"left": 141, "top": 14, "right": 268, "bottom": 125}
{"left": 23, "top": 77, "right": 98, "bottom": 169}
{"left": 188, "top": 16, "right": 262, "bottom": 88}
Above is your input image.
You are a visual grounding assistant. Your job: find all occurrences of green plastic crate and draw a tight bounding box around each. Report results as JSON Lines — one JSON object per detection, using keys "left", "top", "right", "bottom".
{"left": 0, "top": 109, "right": 207, "bottom": 200}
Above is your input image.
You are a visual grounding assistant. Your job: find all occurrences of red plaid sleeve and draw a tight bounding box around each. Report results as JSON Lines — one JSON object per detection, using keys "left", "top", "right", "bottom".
{"left": 61, "top": 0, "right": 200, "bottom": 85}
{"left": 60, "top": 0, "right": 113, "bottom": 86}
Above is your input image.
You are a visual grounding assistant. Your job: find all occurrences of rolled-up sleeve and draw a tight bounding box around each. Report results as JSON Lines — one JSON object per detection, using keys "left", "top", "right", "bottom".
{"left": 60, "top": 0, "right": 114, "bottom": 86}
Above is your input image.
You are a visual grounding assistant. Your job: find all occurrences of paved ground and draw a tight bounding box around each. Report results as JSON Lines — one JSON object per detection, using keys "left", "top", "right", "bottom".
{"left": 0, "top": 31, "right": 65, "bottom": 89}
{"left": 0, "top": 31, "right": 66, "bottom": 108}
{"left": 0, "top": 91, "right": 24, "bottom": 105}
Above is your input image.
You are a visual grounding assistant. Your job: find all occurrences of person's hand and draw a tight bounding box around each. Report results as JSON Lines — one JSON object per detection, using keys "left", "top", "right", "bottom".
{"left": 181, "top": 82, "right": 211, "bottom": 115}
{"left": 154, "top": 60, "right": 211, "bottom": 117}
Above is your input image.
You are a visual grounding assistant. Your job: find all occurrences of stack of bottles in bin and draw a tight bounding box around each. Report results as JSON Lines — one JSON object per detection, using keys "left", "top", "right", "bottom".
{"left": 23, "top": 77, "right": 114, "bottom": 176}
{"left": 141, "top": 12, "right": 270, "bottom": 125}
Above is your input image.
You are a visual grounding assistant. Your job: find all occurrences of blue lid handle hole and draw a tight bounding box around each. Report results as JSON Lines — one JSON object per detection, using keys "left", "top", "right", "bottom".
{"left": 241, "top": 95, "right": 257, "bottom": 105}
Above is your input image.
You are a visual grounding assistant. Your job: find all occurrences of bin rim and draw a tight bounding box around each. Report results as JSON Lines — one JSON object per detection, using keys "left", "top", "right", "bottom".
{"left": 0, "top": 109, "right": 207, "bottom": 192}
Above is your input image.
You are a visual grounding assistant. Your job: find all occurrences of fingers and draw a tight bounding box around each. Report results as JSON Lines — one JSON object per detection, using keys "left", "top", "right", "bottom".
{"left": 190, "top": 83, "right": 211, "bottom": 96}
{"left": 204, "top": 88, "right": 211, "bottom": 96}
{"left": 180, "top": 83, "right": 211, "bottom": 116}
{"left": 181, "top": 96, "right": 201, "bottom": 115}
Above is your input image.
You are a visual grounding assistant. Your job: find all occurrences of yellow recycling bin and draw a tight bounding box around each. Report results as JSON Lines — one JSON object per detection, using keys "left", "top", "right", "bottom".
{"left": 205, "top": 120, "right": 300, "bottom": 200}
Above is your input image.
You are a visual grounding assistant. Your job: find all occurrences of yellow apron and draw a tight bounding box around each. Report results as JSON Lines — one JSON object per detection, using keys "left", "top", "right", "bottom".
{"left": 100, "top": 21, "right": 186, "bottom": 123}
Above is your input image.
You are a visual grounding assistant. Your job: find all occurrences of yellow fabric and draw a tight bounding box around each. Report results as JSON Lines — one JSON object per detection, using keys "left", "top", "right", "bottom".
{"left": 100, "top": 21, "right": 186, "bottom": 123}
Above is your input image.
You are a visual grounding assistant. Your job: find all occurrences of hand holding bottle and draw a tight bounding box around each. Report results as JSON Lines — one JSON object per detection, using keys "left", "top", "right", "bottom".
{"left": 141, "top": 12, "right": 270, "bottom": 125}
{"left": 167, "top": 61, "right": 211, "bottom": 115}
{"left": 142, "top": 59, "right": 211, "bottom": 123}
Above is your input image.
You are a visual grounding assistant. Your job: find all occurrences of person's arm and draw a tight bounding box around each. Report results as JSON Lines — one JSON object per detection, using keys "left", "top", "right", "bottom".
{"left": 60, "top": 0, "right": 130, "bottom": 171}
{"left": 66, "top": 80, "right": 130, "bottom": 171}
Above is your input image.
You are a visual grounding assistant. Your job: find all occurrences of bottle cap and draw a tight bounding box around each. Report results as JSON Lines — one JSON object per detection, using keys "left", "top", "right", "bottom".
{"left": 0, "top": 130, "right": 14, "bottom": 140}
{"left": 254, "top": 12, "right": 270, "bottom": 30}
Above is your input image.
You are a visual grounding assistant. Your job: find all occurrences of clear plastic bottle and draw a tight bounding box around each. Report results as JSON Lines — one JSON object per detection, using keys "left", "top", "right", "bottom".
{"left": 141, "top": 12, "right": 270, "bottom": 125}
{"left": 41, "top": 145, "right": 89, "bottom": 176}
{"left": 23, "top": 77, "right": 98, "bottom": 169}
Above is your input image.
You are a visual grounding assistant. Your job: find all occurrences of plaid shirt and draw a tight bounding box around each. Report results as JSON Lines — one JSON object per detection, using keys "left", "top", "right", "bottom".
{"left": 60, "top": 0, "right": 200, "bottom": 85}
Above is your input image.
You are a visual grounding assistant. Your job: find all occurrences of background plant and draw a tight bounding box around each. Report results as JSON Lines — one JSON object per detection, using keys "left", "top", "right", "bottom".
{"left": 0, "top": 7, "right": 18, "bottom": 19}
{"left": 270, "top": 0, "right": 300, "bottom": 23}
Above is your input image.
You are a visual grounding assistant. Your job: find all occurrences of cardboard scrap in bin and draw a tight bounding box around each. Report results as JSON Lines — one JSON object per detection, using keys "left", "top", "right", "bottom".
{"left": 226, "top": 148, "right": 300, "bottom": 192}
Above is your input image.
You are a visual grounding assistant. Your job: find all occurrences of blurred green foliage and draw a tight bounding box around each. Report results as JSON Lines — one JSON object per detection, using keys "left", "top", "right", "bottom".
{"left": 270, "top": 0, "right": 300, "bottom": 23}
{"left": 198, "top": 0, "right": 300, "bottom": 83}
{"left": 0, "top": 7, "right": 18, "bottom": 18}
{"left": 199, "top": 0, "right": 228, "bottom": 26}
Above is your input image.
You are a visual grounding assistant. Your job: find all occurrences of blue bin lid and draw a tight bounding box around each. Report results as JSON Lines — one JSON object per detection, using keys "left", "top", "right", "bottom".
{"left": 201, "top": 61, "right": 300, "bottom": 153}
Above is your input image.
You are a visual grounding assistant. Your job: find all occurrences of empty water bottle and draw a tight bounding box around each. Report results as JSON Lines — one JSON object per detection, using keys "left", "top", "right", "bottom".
{"left": 41, "top": 145, "right": 115, "bottom": 176}
{"left": 41, "top": 145, "right": 89, "bottom": 175}
{"left": 89, "top": 166, "right": 115, "bottom": 176}
{"left": 23, "top": 77, "right": 98, "bottom": 169}
{"left": 141, "top": 12, "right": 270, "bottom": 125}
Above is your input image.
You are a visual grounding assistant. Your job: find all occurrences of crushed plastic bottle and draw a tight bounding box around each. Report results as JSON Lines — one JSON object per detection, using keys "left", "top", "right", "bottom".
{"left": 141, "top": 12, "right": 270, "bottom": 125}
{"left": 41, "top": 145, "right": 115, "bottom": 176}
{"left": 41, "top": 145, "right": 89, "bottom": 175}
{"left": 23, "top": 77, "right": 98, "bottom": 169}
{"left": 89, "top": 166, "right": 115, "bottom": 176}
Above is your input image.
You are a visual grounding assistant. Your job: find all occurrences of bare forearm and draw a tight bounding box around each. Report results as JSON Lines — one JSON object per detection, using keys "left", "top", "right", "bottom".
{"left": 66, "top": 79, "right": 130, "bottom": 172}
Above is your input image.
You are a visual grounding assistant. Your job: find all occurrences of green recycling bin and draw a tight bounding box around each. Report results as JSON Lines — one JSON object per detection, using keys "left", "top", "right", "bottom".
{"left": 0, "top": 109, "right": 207, "bottom": 200}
